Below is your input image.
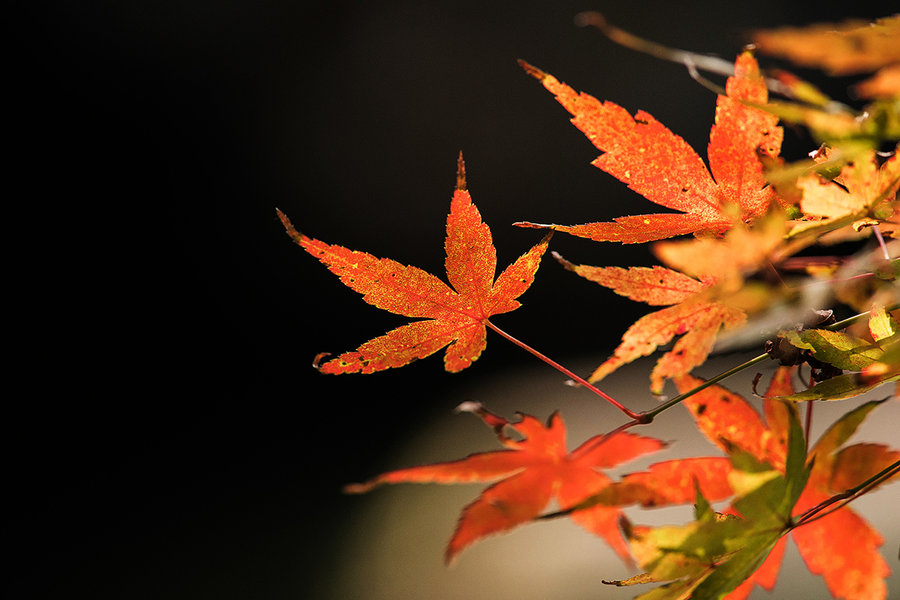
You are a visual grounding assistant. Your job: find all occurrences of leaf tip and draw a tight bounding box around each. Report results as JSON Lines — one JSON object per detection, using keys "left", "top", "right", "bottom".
{"left": 312, "top": 352, "right": 331, "bottom": 370}
{"left": 517, "top": 59, "right": 547, "bottom": 81}
{"left": 456, "top": 401, "right": 513, "bottom": 439}
{"left": 573, "top": 10, "right": 606, "bottom": 30}
{"left": 618, "top": 514, "right": 634, "bottom": 539}
{"left": 456, "top": 151, "right": 467, "bottom": 191}
{"left": 443, "top": 548, "right": 459, "bottom": 567}
{"left": 444, "top": 535, "right": 467, "bottom": 567}
{"left": 454, "top": 400, "right": 481, "bottom": 414}
{"left": 551, "top": 250, "right": 575, "bottom": 271}
{"left": 512, "top": 221, "right": 554, "bottom": 230}
{"left": 276, "top": 207, "right": 306, "bottom": 245}
{"left": 342, "top": 481, "right": 376, "bottom": 494}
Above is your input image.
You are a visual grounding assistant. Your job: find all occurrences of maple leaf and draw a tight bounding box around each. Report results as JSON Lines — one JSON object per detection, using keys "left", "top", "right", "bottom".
{"left": 753, "top": 15, "right": 900, "bottom": 98}
{"left": 787, "top": 144, "right": 900, "bottom": 239}
{"left": 771, "top": 371, "right": 900, "bottom": 403}
{"left": 554, "top": 214, "right": 786, "bottom": 392}
{"left": 855, "top": 64, "right": 900, "bottom": 99}
{"left": 754, "top": 15, "right": 900, "bottom": 76}
{"left": 608, "top": 376, "right": 812, "bottom": 600}
{"left": 514, "top": 52, "right": 782, "bottom": 243}
{"left": 585, "top": 456, "right": 733, "bottom": 510}
{"left": 749, "top": 16, "right": 900, "bottom": 177}
{"left": 277, "top": 154, "right": 550, "bottom": 374}
{"left": 772, "top": 307, "right": 900, "bottom": 401}
{"left": 675, "top": 370, "right": 900, "bottom": 600}
{"left": 557, "top": 259, "right": 745, "bottom": 393}
{"left": 344, "top": 402, "right": 666, "bottom": 564}
{"left": 864, "top": 306, "right": 900, "bottom": 386}
{"left": 778, "top": 329, "right": 883, "bottom": 372}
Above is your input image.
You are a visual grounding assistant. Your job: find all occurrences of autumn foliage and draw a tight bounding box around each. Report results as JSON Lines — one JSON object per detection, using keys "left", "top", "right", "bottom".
{"left": 282, "top": 13, "right": 900, "bottom": 600}
{"left": 277, "top": 156, "right": 549, "bottom": 374}
{"left": 515, "top": 52, "right": 783, "bottom": 244}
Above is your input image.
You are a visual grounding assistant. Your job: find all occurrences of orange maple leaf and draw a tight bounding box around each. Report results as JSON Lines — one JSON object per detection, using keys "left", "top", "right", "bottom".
{"left": 555, "top": 257, "right": 745, "bottom": 392}
{"left": 588, "top": 455, "right": 733, "bottom": 510}
{"left": 790, "top": 144, "right": 900, "bottom": 238}
{"left": 753, "top": 15, "right": 900, "bottom": 98}
{"left": 344, "top": 402, "right": 666, "bottom": 564}
{"left": 753, "top": 15, "right": 900, "bottom": 76}
{"left": 554, "top": 215, "right": 786, "bottom": 392}
{"left": 676, "top": 369, "right": 900, "bottom": 600}
{"left": 277, "top": 155, "right": 550, "bottom": 374}
{"left": 515, "top": 52, "right": 783, "bottom": 243}
{"left": 855, "top": 63, "right": 900, "bottom": 99}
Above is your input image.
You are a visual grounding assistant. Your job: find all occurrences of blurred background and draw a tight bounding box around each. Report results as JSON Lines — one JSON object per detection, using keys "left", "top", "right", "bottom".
{"left": 12, "top": 1, "right": 898, "bottom": 598}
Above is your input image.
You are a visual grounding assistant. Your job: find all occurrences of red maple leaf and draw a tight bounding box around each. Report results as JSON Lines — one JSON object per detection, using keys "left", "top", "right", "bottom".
{"left": 515, "top": 51, "right": 783, "bottom": 243}
{"left": 553, "top": 212, "right": 787, "bottom": 392}
{"left": 555, "top": 258, "right": 746, "bottom": 393}
{"left": 277, "top": 154, "right": 550, "bottom": 374}
{"left": 344, "top": 402, "right": 666, "bottom": 564}
{"left": 675, "top": 369, "right": 900, "bottom": 600}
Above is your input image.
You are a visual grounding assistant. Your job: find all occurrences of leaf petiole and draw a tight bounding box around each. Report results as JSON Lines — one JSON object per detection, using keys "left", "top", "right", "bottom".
{"left": 642, "top": 353, "right": 771, "bottom": 421}
{"left": 484, "top": 320, "right": 642, "bottom": 420}
{"left": 640, "top": 304, "right": 900, "bottom": 422}
{"left": 789, "top": 459, "right": 900, "bottom": 531}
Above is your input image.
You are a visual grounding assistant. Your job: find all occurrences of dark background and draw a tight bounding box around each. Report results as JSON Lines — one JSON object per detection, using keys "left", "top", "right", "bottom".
{"left": 12, "top": 1, "right": 892, "bottom": 598}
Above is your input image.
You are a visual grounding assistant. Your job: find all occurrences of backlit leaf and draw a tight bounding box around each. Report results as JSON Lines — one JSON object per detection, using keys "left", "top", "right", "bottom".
{"left": 753, "top": 16, "right": 900, "bottom": 98}
{"left": 869, "top": 306, "right": 899, "bottom": 341}
{"left": 617, "top": 398, "right": 808, "bottom": 600}
{"left": 773, "top": 371, "right": 900, "bottom": 402}
{"left": 676, "top": 372, "right": 900, "bottom": 600}
{"left": 344, "top": 403, "right": 666, "bottom": 564}
{"left": 278, "top": 155, "right": 550, "bottom": 374}
{"left": 515, "top": 52, "right": 782, "bottom": 243}
{"left": 788, "top": 146, "right": 900, "bottom": 239}
{"left": 558, "top": 217, "right": 786, "bottom": 392}
{"left": 778, "top": 328, "right": 884, "bottom": 371}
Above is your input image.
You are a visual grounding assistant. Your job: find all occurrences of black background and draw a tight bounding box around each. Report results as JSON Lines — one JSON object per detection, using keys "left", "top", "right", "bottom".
{"left": 12, "top": 2, "right": 892, "bottom": 598}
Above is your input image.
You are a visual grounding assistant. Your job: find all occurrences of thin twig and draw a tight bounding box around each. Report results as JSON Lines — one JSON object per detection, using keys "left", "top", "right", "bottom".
{"left": 790, "top": 460, "right": 900, "bottom": 531}
{"left": 642, "top": 353, "right": 770, "bottom": 421}
{"left": 872, "top": 226, "right": 891, "bottom": 261}
{"left": 485, "top": 320, "right": 641, "bottom": 420}
{"left": 531, "top": 305, "right": 897, "bottom": 524}
{"left": 574, "top": 11, "right": 859, "bottom": 113}
{"left": 574, "top": 11, "right": 735, "bottom": 78}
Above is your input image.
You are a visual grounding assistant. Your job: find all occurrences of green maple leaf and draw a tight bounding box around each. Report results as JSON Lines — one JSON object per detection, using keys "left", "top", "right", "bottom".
{"left": 775, "top": 307, "right": 900, "bottom": 401}
{"left": 610, "top": 399, "right": 810, "bottom": 600}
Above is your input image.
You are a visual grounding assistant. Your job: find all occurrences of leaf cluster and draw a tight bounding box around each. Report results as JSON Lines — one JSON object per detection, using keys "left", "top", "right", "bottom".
{"left": 282, "top": 14, "right": 900, "bottom": 600}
